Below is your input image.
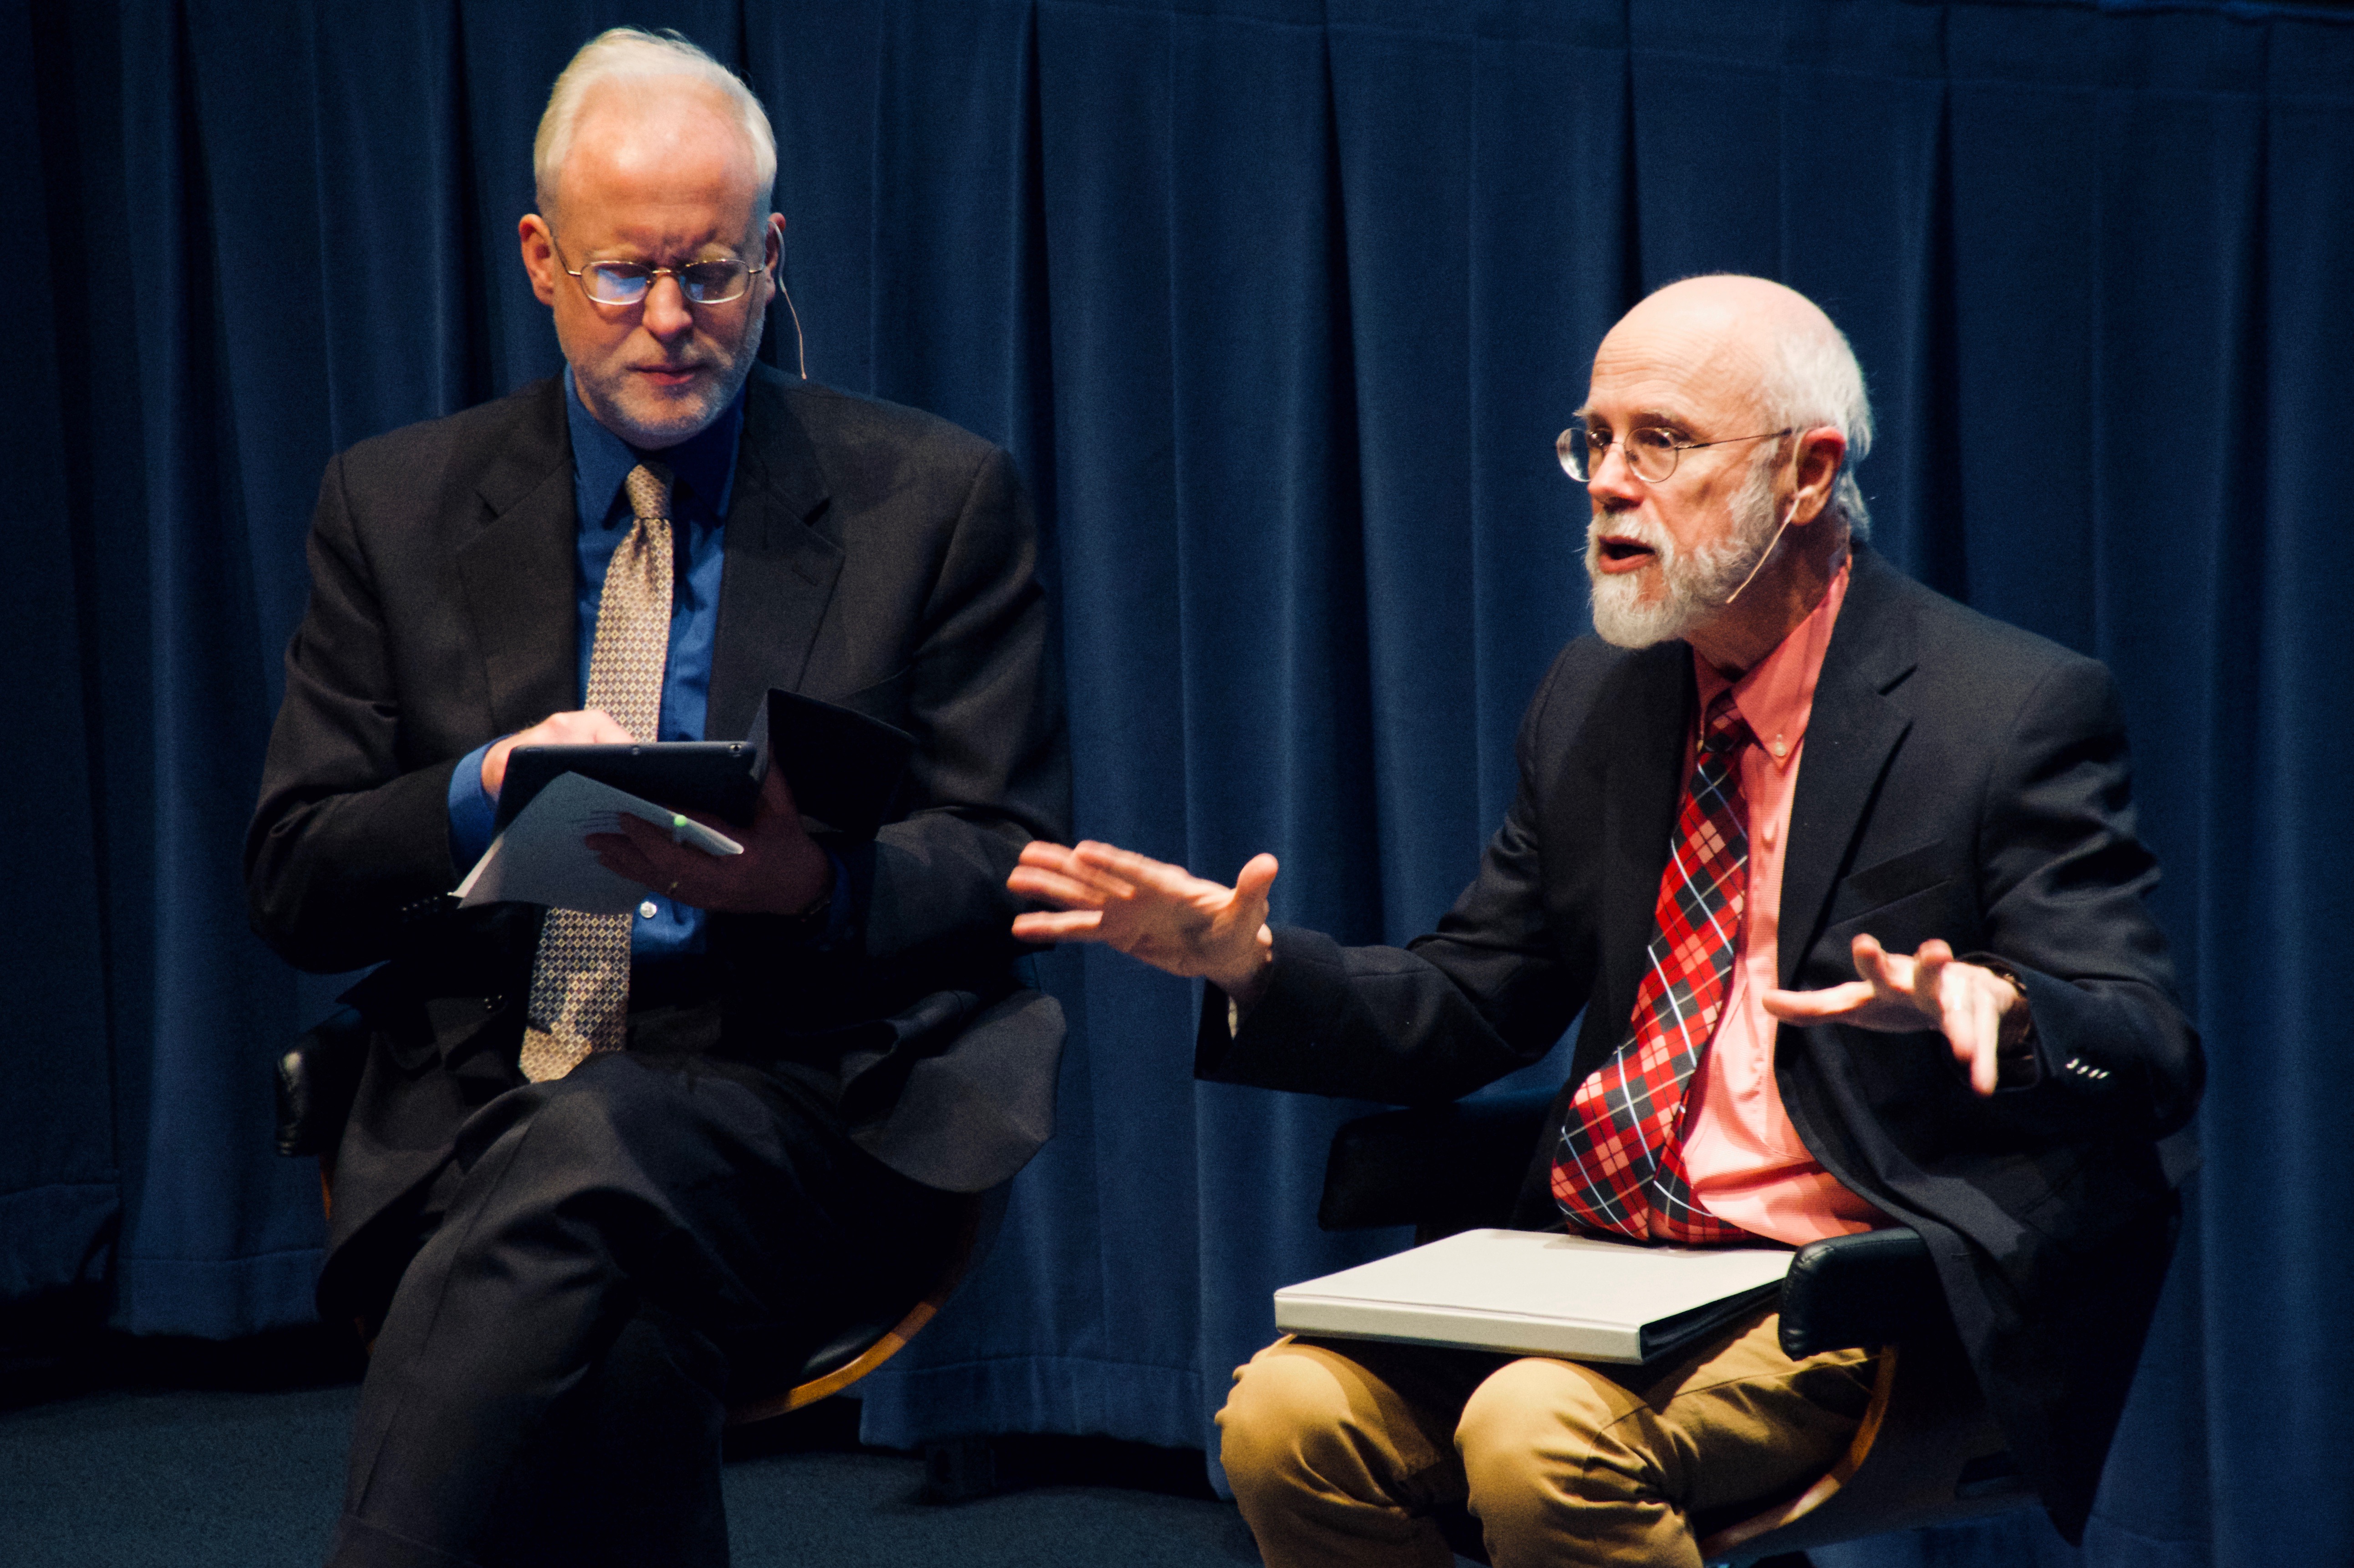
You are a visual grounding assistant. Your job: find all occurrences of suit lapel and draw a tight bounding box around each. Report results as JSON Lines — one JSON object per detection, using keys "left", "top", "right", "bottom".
{"left": 1596, "top": 645, "right": 1695, "bottom": 1045}
{"left": 1778, "top": 547, "right": 1919, "bottom": 988}
{"left": 707, "top": 370, "right": 845, "bottom": 741}
{"left": 458, "top": 379, "right": 579, "bottom": 734}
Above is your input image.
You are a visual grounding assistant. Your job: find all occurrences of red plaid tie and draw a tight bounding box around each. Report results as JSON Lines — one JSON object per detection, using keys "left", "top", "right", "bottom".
{"left": 1551, "top": 689, "right": 1754, "bottom": 1244}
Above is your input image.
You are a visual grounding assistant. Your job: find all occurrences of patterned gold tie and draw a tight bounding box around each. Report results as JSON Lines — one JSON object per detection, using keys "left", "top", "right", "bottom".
{"left": 519, "top": 463, "right": 675, "bottom": 1083}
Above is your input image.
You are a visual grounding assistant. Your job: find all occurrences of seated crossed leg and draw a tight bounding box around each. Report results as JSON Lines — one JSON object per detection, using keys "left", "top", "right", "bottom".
{"left": 1217, "top": 1307, "right": 1874, "bottom": 1568}
{"left": 331, "top": 1047, "right": 958, "bottom": 1568}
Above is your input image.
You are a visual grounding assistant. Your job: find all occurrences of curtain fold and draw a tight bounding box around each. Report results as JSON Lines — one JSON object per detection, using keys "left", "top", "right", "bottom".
{"left": 15, "top": 2, "right": 2354, "bottom": 1561}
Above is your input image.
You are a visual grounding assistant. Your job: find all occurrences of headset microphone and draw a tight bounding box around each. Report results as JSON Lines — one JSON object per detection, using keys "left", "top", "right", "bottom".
{"left": 1721, "top": 496, "right": 1796, "bottom": 607}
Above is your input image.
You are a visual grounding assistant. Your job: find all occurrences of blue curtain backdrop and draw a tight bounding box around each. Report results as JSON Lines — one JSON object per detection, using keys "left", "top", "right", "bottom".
{"left": 10, "top": 1, "right": 2353, "bottom": 1563}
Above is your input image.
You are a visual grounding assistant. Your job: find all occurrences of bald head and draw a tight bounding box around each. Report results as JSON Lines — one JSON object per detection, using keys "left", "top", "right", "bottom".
{"left": 1596, "top": 276, "right": 1872, "bottom": 514}
{"left": 534, "top": 27, "right": 778, "bottom": 220}
{"left": 549, "top": 82, "right": 763, "bottom": 236}
{"left": 1576, "top": 276, "right": 1871, "bottom": 671}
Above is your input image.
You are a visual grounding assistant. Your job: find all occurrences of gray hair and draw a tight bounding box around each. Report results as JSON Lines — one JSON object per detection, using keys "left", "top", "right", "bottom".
{"left": 534, "top": 28, "right": 778, "bottom": 219}
{"left": 1758, "top": 309, "right": 1875, "bottom": 539}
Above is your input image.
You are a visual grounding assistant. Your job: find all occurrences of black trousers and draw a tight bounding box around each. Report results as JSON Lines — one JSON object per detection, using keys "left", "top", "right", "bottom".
{"left": 325, "top": 1036, "right": 959, "bottom": 1568}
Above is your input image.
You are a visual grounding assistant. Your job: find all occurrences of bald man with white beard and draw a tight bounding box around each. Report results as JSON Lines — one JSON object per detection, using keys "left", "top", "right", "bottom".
{"left": 1012, "top": 277, "right": 2199, "bottom": 1565}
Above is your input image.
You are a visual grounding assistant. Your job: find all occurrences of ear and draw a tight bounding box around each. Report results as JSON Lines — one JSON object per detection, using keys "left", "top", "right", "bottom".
{"left": 519, "top": 214, "right": 560, "bottom": 308}
{"left": 1785, "top": 426, "right": 1848, "bottom": 527}
{"left": 759, "top": 213, "right": 785, "bottom": 305}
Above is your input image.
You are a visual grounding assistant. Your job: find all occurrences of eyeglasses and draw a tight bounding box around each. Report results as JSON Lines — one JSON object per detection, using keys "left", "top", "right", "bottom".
{"left": 1556, "top": 420, "right": 1793, "bottom": 484}
{"left": 553, "top": 238, "right": 772, "bottom": 307}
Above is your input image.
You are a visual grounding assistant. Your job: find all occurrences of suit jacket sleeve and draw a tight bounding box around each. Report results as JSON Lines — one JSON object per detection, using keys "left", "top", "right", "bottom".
{"left": 847, "top": 444, "right": 1070, "bottom": 971}
{"left": 1773, "top": 634, "right": 2200, "bottom": 1200}
{"left": 244, "top": 448, "right": 471, "bottom": 974}
{"left": 1937, "top": 653, "right": 2198, "bottom": 1142}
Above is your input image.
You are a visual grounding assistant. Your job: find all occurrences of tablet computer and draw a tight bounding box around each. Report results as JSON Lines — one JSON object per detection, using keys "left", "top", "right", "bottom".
{"left": 493, "top": 741, "right": 761, "bottom": 831}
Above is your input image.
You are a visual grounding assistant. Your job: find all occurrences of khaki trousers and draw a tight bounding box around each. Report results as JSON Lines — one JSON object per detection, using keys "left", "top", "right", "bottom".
{"left": 1215, "top": 1307, "right": 1874, "bottom": 1568}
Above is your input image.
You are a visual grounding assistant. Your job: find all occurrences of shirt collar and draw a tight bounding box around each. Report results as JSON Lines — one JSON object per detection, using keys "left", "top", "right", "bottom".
{"left": 1692, "top": 555, "right": 1852, "bottom": 772}
{"left": 563, "top": 365, "right": 747, "bottom": 527}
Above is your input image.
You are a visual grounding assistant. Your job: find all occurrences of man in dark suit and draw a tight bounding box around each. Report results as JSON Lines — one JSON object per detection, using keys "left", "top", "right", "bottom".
{"left": 1012, "top": 275, "right": 2198, "bottom": 1566}
{"left": 244, "top": 29, "right": 1066, "bottom": 1568}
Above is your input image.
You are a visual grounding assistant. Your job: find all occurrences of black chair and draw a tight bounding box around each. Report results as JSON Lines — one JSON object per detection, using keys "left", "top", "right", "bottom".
{"left": 275, "top": 1006, "right": 1000, "bottom": 1419}
{"left": 1315, "top": 1091, "right": 2035, "bottom": 1567}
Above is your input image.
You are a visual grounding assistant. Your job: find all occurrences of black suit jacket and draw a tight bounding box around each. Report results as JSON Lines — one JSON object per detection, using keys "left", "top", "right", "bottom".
{"left": 1199, "top": 544, "right": 2199, "bottom": 1542}
{"left": 246, "top": 364, "right": 1071, "bottom": 1320}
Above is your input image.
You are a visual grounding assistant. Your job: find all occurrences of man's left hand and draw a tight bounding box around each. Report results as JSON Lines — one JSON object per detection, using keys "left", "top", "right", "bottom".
{"left": 588, "top": 764, "right": 832, "bottom": 916}
{"left": 1760, "top": 935, "right": 2031, "bottom": 1098}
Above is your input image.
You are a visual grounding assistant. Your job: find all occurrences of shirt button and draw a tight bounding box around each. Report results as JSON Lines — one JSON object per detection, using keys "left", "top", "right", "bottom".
{"left": 638, "top": 900, "right": 659, "bottom": 920}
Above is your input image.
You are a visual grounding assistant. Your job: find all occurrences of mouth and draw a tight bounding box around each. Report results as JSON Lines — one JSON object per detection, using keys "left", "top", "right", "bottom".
{"left": 635, "top": 364, "right": 707, "bottom": 389}
{"left": 1593, "top": 534, "right": 1658, "bottom": 574}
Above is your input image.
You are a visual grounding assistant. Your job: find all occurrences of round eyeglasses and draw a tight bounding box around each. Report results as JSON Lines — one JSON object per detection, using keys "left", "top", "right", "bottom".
{"left": 554, "top": 238, "right": 772, "bottom": 307}
{"left": 1557, "top": 420, "right": 1793, "bottom": 485}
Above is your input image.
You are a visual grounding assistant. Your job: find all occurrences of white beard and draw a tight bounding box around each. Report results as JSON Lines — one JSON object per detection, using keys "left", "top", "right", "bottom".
{"left": 1585, "top": 459, "right": 1781, "bottom": 650}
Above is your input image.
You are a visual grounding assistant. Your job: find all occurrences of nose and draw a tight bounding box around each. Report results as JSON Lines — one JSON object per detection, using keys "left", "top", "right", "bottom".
{"left": 641, "top": 273, "right": 695, "bottom": 340}
{"left": 1584, "top": 438, "right": 1646, "bottom": 509}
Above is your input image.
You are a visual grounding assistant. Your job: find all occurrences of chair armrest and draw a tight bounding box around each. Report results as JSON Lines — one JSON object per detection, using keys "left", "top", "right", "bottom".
{"left": 275, "top": 1005, "right": 370, "bottom": 1158}
{"left": 1777, "top": 1226, "right": 1953, "bottom": 1358}
{"left": 1318, "top": 1091, "right": 1555, "bottom": 1232}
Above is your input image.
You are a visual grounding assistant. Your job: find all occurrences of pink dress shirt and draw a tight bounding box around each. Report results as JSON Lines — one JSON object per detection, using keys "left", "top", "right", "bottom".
{"left": 1675, "top": 560, "right": 1888, "bottom": 1245}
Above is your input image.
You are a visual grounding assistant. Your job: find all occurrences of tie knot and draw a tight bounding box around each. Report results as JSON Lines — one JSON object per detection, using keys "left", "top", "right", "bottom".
{"left": 624, "top": 463, "right": 672, "bottom": 523}
{"left": 1701, "top": 691, "right": 1749, "bottom": 756}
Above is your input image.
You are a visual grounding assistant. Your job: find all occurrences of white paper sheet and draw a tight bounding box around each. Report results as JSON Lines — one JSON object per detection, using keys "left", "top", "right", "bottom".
{"left": 455, "top": 770, "right": 743, "bottom": 915}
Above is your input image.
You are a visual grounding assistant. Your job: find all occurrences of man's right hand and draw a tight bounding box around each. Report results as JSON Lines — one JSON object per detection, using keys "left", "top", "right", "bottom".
{"left": 1009, "top": 842, "right": 1280, "bottom": 1010}
{"left": 480, "top": 709, "right": 635, "bottom": 799}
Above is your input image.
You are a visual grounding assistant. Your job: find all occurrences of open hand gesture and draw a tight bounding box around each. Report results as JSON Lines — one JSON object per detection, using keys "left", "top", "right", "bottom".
{"left": 1760, "top": 934, "right": 2032, "bottom": 1097}
{"left": 1009, "top": 842, "right": 1279, "bottom": 1007}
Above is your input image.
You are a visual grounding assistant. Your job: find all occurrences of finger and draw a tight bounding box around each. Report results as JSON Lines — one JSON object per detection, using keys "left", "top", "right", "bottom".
{"left": 1008, "top": 857, "right": 1127, "bottom": 898}
{"left": 1011, "top": 908, "right": 1108, "bottom": 942}
{"left": 1071, "top": 841, "right": 1208, "bottom": 896}
{"left": 1012, "top": 842, "right": 1091, "bottom": 887}
{"left": 578, "top": 708, "right": 632, "bottom": 743}
{"left": 1028, "top": 842, "right": 1144, "bottom": 898}
{"left": 597, "top": 822, "right": 725, "bottom": 893}
{"left": 1912, "top": 943, "right": 1952, "bottom": 1020}
{"left": 1911, "top": 938, "right": 1955, "bottom": 979}
{"left": 590, "top": 838, "right": 638, "bottom": 873}
{"left": 627, "top": 811, "right": 739, "bottom": 858}
{"left": 1850, "top": 933, "right": 1916, "bottom": 999}
{"left": 592, "top": 841, "right": 665, "bottom": 890}
{"left": 1006, "top": 865, "right": 1113, "bottom": 910}
{"left": 1232, "top": 853, "right": 1281, "bottom": 916}
{"left": 607, "top": 814, "right": 696, "bottom": 867}
{"left": 1958, "top": 976, "right": 2003, "bottom": 1097}
{"left": 1849, "top": 932, "right": 1889, "bottom": 986}
{"left": 1759, "top": 980, "right": 1877, "bottom": 1020}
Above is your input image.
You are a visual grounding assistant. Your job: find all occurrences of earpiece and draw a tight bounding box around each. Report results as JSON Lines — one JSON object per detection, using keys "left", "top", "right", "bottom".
{"left": 1721, "top": 496, "right": 1796, "bottom": 606}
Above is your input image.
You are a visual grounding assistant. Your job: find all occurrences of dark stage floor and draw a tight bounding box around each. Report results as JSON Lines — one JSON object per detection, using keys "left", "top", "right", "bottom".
{"left": 0, "top": 1310, "right": 1271, "bottom": 1568}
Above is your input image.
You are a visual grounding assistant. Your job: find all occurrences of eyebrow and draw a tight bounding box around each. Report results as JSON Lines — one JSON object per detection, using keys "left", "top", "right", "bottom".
{"left": 584, "top": 246, "right": 754, "bottom": 264}
{"left": 1573, "top": 406, "right": 1697, "bottom": 432}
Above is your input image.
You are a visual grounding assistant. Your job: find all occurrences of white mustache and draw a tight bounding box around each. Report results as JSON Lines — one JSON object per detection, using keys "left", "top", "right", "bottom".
{"left": 1586, "top": 512, "right": 1675, "bottom": 569}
